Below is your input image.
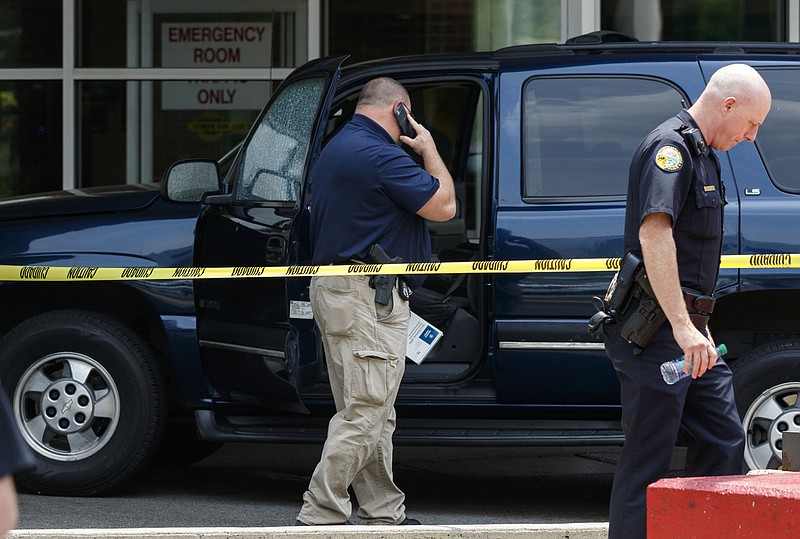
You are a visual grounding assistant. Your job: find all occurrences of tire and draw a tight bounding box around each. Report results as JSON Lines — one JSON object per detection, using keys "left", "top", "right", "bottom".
{"left": 0, "top": 310, "right": 167, "bottom": 496}
{"left": 731, "top": 339, "right": 800, "bottom": 471}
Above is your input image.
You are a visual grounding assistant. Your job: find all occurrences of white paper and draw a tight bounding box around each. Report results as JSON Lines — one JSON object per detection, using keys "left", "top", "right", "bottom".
{"left": 406, "top": 311, "right": 443, "bottom": 364}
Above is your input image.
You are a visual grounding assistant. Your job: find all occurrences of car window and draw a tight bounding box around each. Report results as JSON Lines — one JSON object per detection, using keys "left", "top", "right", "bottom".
{"left": 754, "top": 68, "right": 800, "bottom": 194}
{"left": 234, "top": 76, "right": 326, "bottom": 202}
{"left": 523, "top": 76, "right": 686, "bottom": 201}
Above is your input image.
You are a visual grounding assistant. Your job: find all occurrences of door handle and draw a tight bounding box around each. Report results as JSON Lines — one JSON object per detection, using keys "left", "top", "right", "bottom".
{"left": 266, "top": 237, "right": 285, "bottom": 264}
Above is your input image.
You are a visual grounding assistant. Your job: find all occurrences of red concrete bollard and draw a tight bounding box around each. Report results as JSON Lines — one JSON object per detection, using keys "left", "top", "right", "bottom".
{"left": 647, "top": 472, "right": 800, "bottom": 538}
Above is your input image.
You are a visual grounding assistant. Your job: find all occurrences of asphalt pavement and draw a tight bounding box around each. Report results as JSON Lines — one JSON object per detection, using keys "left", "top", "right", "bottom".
{"left": 8, "top": 443, "right": 687, "bottom": 538}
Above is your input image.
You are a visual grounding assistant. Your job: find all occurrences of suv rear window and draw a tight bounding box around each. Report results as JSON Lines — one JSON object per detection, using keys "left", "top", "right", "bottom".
{"left": 755, "top": 68, "right": 800, "bottom": 194}
{"left": 523, "top": 76, "right": 686, "bottom": 201}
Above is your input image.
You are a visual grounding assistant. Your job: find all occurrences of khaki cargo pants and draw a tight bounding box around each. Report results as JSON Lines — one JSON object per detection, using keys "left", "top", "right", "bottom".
{"left": 297, "top": 274, "right": 409, "bottom": 525}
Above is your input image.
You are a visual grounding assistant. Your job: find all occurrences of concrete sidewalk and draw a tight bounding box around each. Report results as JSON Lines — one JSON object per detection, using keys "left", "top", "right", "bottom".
{"left": 8, "top": 523, "right": 609, "bottom": 539}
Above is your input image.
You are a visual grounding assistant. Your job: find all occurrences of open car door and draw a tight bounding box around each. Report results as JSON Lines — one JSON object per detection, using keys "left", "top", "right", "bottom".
{"left": 192, "top": 55, "right": 348, "bottom": 414}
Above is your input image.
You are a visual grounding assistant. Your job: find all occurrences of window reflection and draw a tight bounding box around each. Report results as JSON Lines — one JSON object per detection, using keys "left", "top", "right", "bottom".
{"left": 756, "top": 69, "right": 800, "bottom": 194}
{"left": 524, "top": 77, "right": 684, "bottom": 199}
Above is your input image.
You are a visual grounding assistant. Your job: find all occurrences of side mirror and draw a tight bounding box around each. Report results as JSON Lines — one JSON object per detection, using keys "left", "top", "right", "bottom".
{"left": 161, "top": 159, "right": 221, "bottom": 203}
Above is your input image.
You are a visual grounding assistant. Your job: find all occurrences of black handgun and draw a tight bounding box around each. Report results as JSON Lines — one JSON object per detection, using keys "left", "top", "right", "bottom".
{"left": 365, "top": 244, "right": 403, "bottom": 305}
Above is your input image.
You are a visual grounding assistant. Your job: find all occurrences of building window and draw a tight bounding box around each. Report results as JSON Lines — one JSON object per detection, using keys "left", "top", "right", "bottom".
{"left": 0, "top": 81, "right": 62, "bottom": 197}
{"left": 73, "top": 0, "right": 307, "bottom": 189}
{"left": 325, "top": 0, "right": 560, "bottom": 62}
{"left": 0, "top": 0, "right": 62, "bottom": 196}
{"left": 325, "top": 0, "right": 473, "bottom": 61}
{"left": 603, "top": 0, "right": 785, "bottom": 41}
{"left": 0, "top": 0, "right": 62, "bottom": 68}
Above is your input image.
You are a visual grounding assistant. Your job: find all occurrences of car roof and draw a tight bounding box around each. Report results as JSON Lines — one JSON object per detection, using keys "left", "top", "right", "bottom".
{"left": 339, "top": 31, "right": 800, "bottom": 80}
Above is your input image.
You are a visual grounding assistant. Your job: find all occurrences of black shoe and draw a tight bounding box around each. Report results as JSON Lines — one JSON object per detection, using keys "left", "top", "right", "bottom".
{"left": 399, "top": 517, "right": 421, "bottom": 525}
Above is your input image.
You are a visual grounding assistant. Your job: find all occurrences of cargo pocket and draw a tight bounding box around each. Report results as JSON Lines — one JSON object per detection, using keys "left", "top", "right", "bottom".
{"left": 351, "top": 350, "right": 398, "bottom": 405}
{"left": 315, "top": 284, "right": 358, "bottom": 336}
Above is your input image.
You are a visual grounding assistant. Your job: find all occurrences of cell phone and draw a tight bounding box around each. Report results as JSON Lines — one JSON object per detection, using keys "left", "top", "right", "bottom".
{"left": 394, "top": 104, "right": 417, "bottom": 139}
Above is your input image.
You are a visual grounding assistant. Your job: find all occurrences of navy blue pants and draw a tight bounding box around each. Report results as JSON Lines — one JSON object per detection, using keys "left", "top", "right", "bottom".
{"left": 603, "top": 323, "right": 744, "bottom": 539}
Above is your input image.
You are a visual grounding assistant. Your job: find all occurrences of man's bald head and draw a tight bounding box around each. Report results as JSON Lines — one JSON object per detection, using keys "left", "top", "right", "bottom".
{"left": 689, "top": 63, "right": 772, "bottom": 151}
{"left": 703, "top": 63, "right": 772, "bottom": 110}
{"left": 356, "top": 77, "right": 410, "bottom": 111}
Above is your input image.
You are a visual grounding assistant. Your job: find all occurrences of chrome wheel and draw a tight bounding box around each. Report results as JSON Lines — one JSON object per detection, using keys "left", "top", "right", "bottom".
{"left": 742, "top": 382, "right": 800, "bottom": 470}
{"left": 14, "top": 352, "right": 121, "bottom": 461}
{"left": 0, "top": 310, "right": 165, "bottom": 495}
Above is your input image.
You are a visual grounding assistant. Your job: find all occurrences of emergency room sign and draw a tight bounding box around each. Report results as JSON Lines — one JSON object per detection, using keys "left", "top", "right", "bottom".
{"left": 161, "top": 22, "right": 272, "bottom": 111}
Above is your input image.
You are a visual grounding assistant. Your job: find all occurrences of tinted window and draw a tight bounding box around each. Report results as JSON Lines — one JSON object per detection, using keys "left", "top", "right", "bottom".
{"left": 235, "top": 76, "right": 325, "bottom": 202}
{"left": 755, "top": 69, "right": 800, "bottom": 194}
{"left": 523, "top": 77, "right": 685, "bottom": 200}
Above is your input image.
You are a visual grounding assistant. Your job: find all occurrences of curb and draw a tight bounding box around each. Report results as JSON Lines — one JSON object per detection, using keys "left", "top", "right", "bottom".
{"left": 647, "top": 470, "right": 800, "bottom": 538}
{"left": 9, "top": 523, "right": 609, "bottom": 539}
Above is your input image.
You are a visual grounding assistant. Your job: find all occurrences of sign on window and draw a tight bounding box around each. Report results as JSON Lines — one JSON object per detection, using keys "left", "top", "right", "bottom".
{"left": 161, "top": 22, "right": 272, "bottom": 110}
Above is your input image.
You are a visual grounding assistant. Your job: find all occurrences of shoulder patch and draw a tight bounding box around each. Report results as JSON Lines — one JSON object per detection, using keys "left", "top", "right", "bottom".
{"left": 654, "top": 145, "right": 683, "bottom": 172}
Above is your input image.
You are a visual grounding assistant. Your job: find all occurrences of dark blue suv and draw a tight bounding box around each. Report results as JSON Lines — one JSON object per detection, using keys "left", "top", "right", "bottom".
{"left": 2, "top": 33, "right": 800, "bottom": 495}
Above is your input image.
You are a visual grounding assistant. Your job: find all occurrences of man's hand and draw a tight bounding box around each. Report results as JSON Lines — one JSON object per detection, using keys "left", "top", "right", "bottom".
{"left": 399, "top": 113, "right": 437, "bottom": 160}
{"left": 673, "top": 323, "right": 718, "bottom": 378}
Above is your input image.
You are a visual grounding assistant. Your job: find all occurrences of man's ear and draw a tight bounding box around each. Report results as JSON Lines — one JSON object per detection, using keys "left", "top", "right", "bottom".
{"left": 722, "top": 96, "right": 738, "bottom": 114}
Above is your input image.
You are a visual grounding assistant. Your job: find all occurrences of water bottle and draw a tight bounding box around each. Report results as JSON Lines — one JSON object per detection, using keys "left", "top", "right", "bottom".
{"left": 660, "top": 344, "right": 728, "bottom": 385}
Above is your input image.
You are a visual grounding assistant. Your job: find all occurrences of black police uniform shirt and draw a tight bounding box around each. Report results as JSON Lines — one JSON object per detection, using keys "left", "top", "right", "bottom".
{"left": 0, "top": 389, "right": 35, "bottom": 477}
{"left": 309, "top": 114, "right": 440, "bottom": 289}
{"left": 623, "top": 110, "right": 725, "bottom": 296}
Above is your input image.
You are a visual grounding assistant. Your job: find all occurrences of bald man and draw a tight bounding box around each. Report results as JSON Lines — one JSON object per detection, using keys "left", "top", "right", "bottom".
{"left": 601, "top": 64, "right": 771, "bottom": 539}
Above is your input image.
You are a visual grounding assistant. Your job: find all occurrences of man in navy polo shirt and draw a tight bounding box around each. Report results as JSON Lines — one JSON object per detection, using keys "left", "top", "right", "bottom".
{"left": 296, "top": 77, "right": 454, "bottom": 526}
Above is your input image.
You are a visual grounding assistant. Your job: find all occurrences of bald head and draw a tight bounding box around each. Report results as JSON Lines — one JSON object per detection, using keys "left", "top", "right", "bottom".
{"left": 357, "top": 77, "right": 410, "bottom": 111}
{"left": 353, "top": 77, "right": 412, "bottom": 142}
{"left": 689, "top": 63, "right": 772, "bottom": 151}
{"left": 703, "top": 64, "right": 772, "bottom": 110}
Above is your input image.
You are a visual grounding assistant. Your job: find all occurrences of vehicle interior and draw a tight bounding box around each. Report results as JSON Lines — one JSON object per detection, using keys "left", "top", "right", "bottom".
{"left": 322, "top": 78, "right": 487, "bottom": 383}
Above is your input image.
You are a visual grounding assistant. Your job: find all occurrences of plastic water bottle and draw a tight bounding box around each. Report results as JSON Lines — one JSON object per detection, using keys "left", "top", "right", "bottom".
{"left": 660, "top": 344, "right": 728, "bottom": 385}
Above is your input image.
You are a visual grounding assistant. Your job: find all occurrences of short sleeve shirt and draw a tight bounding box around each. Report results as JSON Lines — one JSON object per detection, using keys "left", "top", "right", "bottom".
{"left": 624, "top": 110, "right": 725, "bottom": 295}
{"left": 310, "top": 114, "right": 440, "bottom": 287}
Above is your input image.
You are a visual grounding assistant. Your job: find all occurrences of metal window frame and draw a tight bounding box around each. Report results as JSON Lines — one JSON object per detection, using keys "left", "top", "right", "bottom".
{"left": 0, "top": 0, "right": 796, "bottom": 193}
{"left": 0, "top": 0, "right": 320, "bottom": 192}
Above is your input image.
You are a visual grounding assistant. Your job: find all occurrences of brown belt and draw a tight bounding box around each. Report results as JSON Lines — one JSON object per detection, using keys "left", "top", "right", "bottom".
{"left": 683, "top": 288, "right": 715, "bottom": 330}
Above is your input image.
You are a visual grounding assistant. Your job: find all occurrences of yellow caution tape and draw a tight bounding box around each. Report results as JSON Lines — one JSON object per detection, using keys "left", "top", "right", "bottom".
{"left": 0, "top": 254, "right": 796, "bottom": 282}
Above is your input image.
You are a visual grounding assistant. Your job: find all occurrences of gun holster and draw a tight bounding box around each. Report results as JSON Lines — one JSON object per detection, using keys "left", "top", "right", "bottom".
{"left": 589, "top": 252, "right": 644, "bottom": 333}
{"left": 364, "top": 243, "right": 409, "bottom": 305}
{"left": 589, "top": 252, "right": 667, "bottom": 354}
{"left": 617, "top": 271, "right": 667, "bottom": 353}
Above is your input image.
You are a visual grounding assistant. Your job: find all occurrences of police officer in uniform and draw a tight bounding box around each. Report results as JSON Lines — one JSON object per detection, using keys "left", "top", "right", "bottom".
{"left": 600, "top": 64, "right": 772, "bottom": 539}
